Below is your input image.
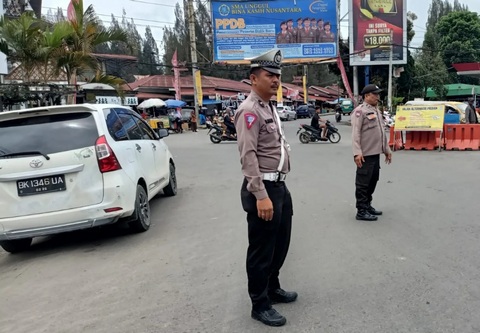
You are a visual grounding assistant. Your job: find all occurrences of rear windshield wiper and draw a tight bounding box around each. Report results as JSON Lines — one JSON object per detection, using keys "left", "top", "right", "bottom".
{"left": 0, "top": 151, "right": 51, "bottom": 160}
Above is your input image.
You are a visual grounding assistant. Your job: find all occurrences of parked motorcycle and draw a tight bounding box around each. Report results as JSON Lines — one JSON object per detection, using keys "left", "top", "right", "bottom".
{"left": 207, "top": 123, "right": 237, "bottom": 144}
{"left": 296, "top": 120, "right": 341, "bottom": 144}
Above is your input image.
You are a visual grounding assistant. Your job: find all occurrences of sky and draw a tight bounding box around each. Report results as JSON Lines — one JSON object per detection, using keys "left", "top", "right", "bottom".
{"left": 41, "top": 0, "right": 480, "bottom": 52}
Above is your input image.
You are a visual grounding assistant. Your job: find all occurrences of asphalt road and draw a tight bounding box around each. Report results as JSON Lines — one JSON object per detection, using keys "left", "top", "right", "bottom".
{"left": 1, "top": 115, "right": 479, "bottom": 333}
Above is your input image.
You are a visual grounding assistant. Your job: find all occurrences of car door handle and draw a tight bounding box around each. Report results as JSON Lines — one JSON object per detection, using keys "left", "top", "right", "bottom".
{"left": 151, "top": 143, "right": 157, "bottom": 150}
{"left": 135, "top": 144, "right": 142, "bottom": 152}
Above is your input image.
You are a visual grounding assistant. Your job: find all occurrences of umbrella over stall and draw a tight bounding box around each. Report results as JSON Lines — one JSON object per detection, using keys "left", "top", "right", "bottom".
{"left": 165, "top": 99, "right": 187, "bottom": 108}
{"left": 137, "top": 98, "right": 166, "bottom": 109}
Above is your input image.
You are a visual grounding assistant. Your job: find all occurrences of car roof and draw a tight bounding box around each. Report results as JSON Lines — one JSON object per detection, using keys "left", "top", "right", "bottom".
{"left": 0, "top": 104, "right": 132, "bottom": 120}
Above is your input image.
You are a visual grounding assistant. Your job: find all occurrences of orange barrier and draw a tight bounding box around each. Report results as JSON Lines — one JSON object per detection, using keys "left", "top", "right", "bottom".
{"left": 444, "top": 124, "right": 480, "bottom": 150}
{"left": 404, "top": 131, "right": 443, "bottom": 150}
{"left": 388, "top": 127, "right": 404, "bottom": 150}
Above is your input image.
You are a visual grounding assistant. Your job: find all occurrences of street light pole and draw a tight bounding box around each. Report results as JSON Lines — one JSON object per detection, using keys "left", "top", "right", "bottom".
{"left": 387, "top": 44, "right": 393, "bottom": 112}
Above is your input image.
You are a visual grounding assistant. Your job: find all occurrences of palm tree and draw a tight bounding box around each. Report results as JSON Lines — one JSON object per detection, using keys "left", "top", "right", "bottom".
{"left": 0, "top": 13, "right": 45, "bottom": 83}
{"left": 57, "top": 0, "right": 129, "bottom": 88}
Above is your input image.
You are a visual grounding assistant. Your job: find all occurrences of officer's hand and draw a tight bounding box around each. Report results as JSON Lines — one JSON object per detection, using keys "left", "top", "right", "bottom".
{"left": 385, "top": 153, "right": 392, "bottom": 164}
{"left": 257, "top": 197, "right": 274, "bottom": 221}
{"left": 354, "top": 154, "right": 365, "bottom": 168}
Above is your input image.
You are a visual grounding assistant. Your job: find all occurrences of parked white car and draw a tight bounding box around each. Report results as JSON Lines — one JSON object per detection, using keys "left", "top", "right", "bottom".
{"left": 277, "top": 105, "right": 297, "bottom": 121}
{"left": 0, "top": 104, "right": 177, "bottom": 253}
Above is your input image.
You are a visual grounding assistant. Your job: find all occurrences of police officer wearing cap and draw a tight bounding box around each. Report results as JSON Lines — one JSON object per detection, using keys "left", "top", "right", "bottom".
{"left": 234, "top": 49, "right": 297, "bottom": 327}
{"left": 352, "top": 84, "right": 392, "bottom": 221}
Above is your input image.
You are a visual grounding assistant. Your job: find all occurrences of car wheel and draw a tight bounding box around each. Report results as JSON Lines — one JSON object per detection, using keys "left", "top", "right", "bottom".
{"left": 0, "top": 238, "right": 32, "bottom": 253}
{"left": 129, "top": 185, "right": 151, "bottom": 233}
{"left": 286, "top": 115, "right": 290, "bottom": 121}
{"left": 163, "top": 162, "right": 177, "bottom": 197}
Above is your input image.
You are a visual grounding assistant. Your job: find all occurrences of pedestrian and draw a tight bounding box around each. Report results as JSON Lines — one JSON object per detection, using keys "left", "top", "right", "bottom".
{"left": 234, "top": 49, "right": 296, "bottom": 327}
{"left": 190, "top": 111, "right": 197, "bottom": 132}
{"left": 351, "top": 84, "right": 392, "bottom": 221}
{"left": 465, "top": 97, "right": 478, "bottom": 124}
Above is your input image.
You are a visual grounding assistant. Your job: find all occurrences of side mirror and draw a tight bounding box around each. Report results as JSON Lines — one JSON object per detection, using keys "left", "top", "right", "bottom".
{"left": 157, "top": 128, "right": 169, "bottom": 139}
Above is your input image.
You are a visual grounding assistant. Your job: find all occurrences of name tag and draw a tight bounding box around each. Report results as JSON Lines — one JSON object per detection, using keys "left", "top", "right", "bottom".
{"left": 366, "top": 112, "right": 377, "bottom": 120}
{"left": 265, "top": 118, "right": 274, "bottom": 124}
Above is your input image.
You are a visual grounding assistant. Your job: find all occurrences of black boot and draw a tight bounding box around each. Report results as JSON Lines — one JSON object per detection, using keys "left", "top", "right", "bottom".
{"left": 356, "top": 210, "right": 378, "bottom": 221}
{"left": 367, "top": 205, "right": 382, "bottom": 216}
{"left": 251, "top": 308, "right": 287, "bottom": 327}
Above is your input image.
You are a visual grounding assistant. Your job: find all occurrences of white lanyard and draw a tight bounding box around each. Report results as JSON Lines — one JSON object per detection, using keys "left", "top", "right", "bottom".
{"left": 271, "top": 105, "right": 290, "bottom": 172}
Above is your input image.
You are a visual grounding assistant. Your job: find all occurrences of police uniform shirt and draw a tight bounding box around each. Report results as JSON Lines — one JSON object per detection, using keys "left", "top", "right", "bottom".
{"left": 235, "top": 90, "right": 290, "bottom": 200}
{"left": 276, "top": 31, "right": 293, "bottom": 44}
{"left": 298, "top": 27, "right": 316, "bottom": 43}
{"left": 319, "top": 31, "right": 335, "bottom": 43}
{"left": 351, "top": 102, "right": 391, "bottom": 157}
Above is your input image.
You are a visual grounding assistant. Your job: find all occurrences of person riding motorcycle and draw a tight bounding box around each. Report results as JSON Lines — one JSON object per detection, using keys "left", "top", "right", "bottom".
{"left": 223, "top": 110, "right": 236, "bottom": 137}
{"left": 311, "top": 106, "right": 327, "bottom": 140}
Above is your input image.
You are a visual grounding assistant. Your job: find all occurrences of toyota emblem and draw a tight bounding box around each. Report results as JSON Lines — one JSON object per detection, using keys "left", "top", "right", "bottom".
{"left": 30, "top": 159, "right": 44, "bottom": 168}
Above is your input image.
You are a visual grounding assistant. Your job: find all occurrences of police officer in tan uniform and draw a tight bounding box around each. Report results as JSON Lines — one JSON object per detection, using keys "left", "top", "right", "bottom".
{"left": 234, "top": 49, "right": 296, "bottom": 327}
{"left": 352, "top": 84, "right": 392, "bottom": 221}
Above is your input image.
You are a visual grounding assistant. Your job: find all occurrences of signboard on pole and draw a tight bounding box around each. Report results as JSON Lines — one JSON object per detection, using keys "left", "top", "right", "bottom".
{"left": 211, "top": 0, "right": 339, "bottom": 64}
{"left": 349, "top": 0, "right": 407, "bottom": 66}
{"left": 394, "top": 105, "right": 445, "bottom": 131}
{"left": 195, "top": 70, "right": 203, "bottom": 107}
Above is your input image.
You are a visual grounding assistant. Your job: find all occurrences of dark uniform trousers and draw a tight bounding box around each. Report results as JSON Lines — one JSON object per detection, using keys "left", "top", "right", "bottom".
{"left": 355, "top": 154, "right": 380, "bottom": 210}
{"left": 241, "top": 178, "right": 293, "bottom": 312}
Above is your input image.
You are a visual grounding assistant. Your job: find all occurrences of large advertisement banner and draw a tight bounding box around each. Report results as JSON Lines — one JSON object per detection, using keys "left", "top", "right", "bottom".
{"left": 349, "top": 0, "right": 407, "bottom": 66}
{"left": 211, "top": 0, "right": 339, "bottom": 64}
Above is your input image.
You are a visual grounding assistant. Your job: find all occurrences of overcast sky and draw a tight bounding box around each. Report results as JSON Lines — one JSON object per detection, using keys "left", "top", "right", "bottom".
{"left": 41, "top": 0, "right": 480, "bottom": 52}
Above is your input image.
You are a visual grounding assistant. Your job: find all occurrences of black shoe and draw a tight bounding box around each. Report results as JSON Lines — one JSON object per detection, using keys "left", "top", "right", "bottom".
{"left": 251, "top": 308, "right": 286, "bottom": 327}
{"left": 367, "top": 206, "right": 383, "bottom": 216}
{"left": 269, "top": 288, "right": 298, "bottom": 304}
{"left": 356, "top": 210, "right": 378, "bottom": 221}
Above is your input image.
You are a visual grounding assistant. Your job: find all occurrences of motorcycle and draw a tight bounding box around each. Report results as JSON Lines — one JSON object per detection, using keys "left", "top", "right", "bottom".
{"left": 296, "top": 120, "right": 341, "bottom": 144}
{"left": 335, "top": 110, "right": 342, "bottom": 123}
{"left": 207, "top": 123, "right": 237, "bottom": 144}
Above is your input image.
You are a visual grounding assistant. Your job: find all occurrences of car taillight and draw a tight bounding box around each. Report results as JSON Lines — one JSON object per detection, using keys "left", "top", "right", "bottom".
{"left": 95, "top": 135, "right": 122, "bottom": 173}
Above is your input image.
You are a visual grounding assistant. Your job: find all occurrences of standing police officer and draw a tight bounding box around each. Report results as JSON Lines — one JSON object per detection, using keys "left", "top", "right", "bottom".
{"left": 234, "top": 49, "right": 297, "bottom": 327}
{"left": 352, "top": 84, "right": 392, "bottom": 221}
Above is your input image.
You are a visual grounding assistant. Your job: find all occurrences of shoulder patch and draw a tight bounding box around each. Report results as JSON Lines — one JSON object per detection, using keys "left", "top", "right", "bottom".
{"left": 244, "top": 113, "right": 257, "bottom": 129}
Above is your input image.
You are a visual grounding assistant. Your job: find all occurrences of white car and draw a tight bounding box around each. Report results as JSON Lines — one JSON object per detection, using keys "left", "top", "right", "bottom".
{"left": 0, "top": 104, "right": 177, "bottom": 253}
{"left": 277, "top": 106, "right": 297, "bottom": 121}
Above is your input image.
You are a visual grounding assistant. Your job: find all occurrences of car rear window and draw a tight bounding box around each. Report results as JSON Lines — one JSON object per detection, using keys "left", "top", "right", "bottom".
{"left": 0, "top": 112, "right": 98, "bottom": 156}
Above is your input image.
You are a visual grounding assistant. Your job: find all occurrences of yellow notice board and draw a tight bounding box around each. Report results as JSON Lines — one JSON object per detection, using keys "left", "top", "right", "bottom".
{"left": 394, "top": 105, "right": 445, "bottom": 131}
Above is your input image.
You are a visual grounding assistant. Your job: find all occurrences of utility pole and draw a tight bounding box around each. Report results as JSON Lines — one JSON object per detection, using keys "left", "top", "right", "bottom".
{"left": 187, "top": 0, "right": 199, "bottom": 122}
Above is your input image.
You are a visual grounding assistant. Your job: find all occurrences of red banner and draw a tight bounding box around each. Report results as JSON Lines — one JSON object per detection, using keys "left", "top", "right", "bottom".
{"left": 337, "top": 56, "right": 354, "bottom": 102}
{"left": 171, "top": 49, "right": 181, "bottom": 101}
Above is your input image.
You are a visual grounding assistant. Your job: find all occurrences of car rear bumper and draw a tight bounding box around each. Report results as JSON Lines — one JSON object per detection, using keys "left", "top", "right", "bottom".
{"left": 0, "top": 216, "right": 118, "bottom": 240}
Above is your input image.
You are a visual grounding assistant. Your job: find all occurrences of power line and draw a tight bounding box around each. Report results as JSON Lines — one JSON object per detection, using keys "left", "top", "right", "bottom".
{"left": 42, "top": 6, "right": 175, "bottom": 25}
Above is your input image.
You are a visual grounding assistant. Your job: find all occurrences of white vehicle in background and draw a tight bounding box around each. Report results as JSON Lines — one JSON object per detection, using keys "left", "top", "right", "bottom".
{"left": 0, "top": 104, "right": 177, "bottom": 253}
{"left": 277, "top": 105, "right": 297, "bottom": 121}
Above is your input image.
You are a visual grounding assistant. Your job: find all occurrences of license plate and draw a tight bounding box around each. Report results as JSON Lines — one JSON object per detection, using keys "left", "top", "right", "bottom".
{"left": 17, "top": 175, "right": 66, "bottom": 197}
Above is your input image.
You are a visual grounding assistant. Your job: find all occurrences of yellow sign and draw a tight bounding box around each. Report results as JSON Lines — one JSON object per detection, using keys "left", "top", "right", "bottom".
{"left": 394, "top": 105, "right": 445, "bottom": 131}
{"left": 303, "top": 75, "right": 307, "bottom": 104}
{"left": 277, "top": 82, "right": 283, "bottom": 104}
{"left": 194, "top": 70, "right": 203, "bottom": 107}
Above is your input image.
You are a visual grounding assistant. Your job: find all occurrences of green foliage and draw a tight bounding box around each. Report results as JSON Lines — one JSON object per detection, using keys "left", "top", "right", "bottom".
{"left": 436, "top": 11, "right": 480, "bottom": 66}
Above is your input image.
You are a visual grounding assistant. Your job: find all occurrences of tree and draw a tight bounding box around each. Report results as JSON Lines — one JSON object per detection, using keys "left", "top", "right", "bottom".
{"left": 436, "top": 11, "right": 480, "bottom": 67}
{"left": 0, "top": 12, "right": 45, "bottom": 83}
{"left": 138, "top": 26, "right": 161, "bottom": 75}
{"left": 56, "top": 0, "right": 129, "bottom": 88}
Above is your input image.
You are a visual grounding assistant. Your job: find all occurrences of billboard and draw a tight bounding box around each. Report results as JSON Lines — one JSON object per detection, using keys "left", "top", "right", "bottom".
{"left": 349, "top": 0, "right": 407, "bottom": 66}
{"left": 211, "top": 0, "right": 339, "bottom": 64}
